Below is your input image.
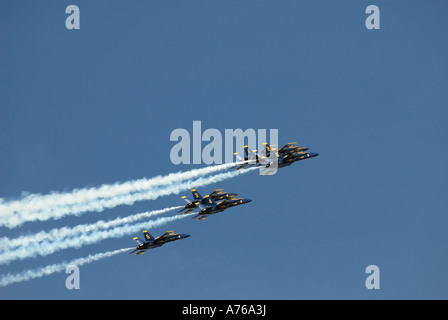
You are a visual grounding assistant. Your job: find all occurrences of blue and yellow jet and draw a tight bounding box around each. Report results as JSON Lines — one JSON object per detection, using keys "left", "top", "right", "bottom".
{"left": 179, "top": 188, "right": 238, "bottom": 213}
{"left": 129, "top": 230, "right": 190, "bottom": 255}
{"left": 191, "top": 194, "right": 252, "bottom": 221}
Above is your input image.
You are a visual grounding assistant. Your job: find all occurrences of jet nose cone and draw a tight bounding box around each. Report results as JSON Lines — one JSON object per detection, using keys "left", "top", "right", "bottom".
{"left": 182, "top": 234, "right": 191, "bottom": 238}
{"left": 245, "top": 199, "right": 252, "bottom": 203}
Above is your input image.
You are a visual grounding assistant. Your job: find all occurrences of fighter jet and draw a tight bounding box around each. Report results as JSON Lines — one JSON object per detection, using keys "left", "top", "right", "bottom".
{"left": 193, "top": 188, "right": 238, "bottom": 204}
{"left": 129, "top": 230, "right": 190, "bottom": 255}
{"left": 179, "top": 188, "right": 238, "bottom": 213}
{"left": 191, "top": 194, "right": 252, "bottom": 221}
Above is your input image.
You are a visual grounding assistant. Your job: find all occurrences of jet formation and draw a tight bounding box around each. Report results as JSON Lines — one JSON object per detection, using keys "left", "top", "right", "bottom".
{"left": 130, "top": 141, "right": 318, "bottom": 255}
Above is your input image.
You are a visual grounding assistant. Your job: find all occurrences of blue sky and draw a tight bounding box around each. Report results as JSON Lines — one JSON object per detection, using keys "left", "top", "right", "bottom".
{"left": 1, "top": 1, "right": 447, "bottom": 299}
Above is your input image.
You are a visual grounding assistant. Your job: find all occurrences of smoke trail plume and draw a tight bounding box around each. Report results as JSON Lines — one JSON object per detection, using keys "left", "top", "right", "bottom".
{"left": 0, "top": 162, "right": 246, "bottom": 229}
{"left": 0, "top": 247, "right": 133, "bottom": 287}
{"left": 0, "top": 213, "right": 195, "bottom": 264}
{"left": 0, "top": 206, "right": 183, "bottom": 252}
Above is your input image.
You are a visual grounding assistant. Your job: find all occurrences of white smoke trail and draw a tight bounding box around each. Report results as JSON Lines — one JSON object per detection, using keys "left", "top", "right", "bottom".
{"left": 0, "top": 162, "right": 243, "bottom": 229}
{"left": 0, "top": 206, "right": 183, "bottom": 252}
{"left": 0, "top": 167, "right": 256, "bottom": 264}
{"left": 0, "top": 247, "right": 133, "bottom": 287}
{"left": 0, "top": 213, "right": 195, "bottom": 264}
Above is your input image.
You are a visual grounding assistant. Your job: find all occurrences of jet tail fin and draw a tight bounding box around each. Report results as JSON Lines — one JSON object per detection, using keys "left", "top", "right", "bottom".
{"left": 179, "top": 196, "right": 194, "bottom": 212}
{"left": 181, "top": 196, "right": 193, "bottom": 204}
{"left": 191, "top": 189, "right": 203, "bottom": 202}
{"left": 244, "top": 145, "right": 260, "bottom": 163}
{"left": 234, "top": 152, "right": 244, "bottom": 162}
{"left": 142, "top": 230, "right": 155, "bottom": 243}
{"left": 244, "top": 145, "right": 250, "bottom": 161}
{"left": 192, "top": 213, "right": 207, "bottom": 221}
{"left": 133, "top": 237, "right": 143, "bottom": 245}
{"left": 263, "top": 143, "right": 271, "bottom": 158}
{"left": 204, "top": 195, "right": 217, "bottom": 208}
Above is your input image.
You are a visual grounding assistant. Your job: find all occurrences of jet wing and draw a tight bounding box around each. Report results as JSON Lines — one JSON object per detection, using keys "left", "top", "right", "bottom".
{"left": 234, "top": 161, "right": 251, "bottom": 170}
{"left": 259, "top": 166, "right": 278, "bottom": 175}
{"left": 156, "top": 230, "right": 178, "bottom": 241}
{"left": 217, "top": 199, "right": 230, "bottom": 205}
{"left": 209, "top": 189, "right": 225, "bottom": 197}
{"left": 179, "top": 207, "right": 195, "bottom": 214}
{"left": 291, "top": 150, "right": 307, "bottom": 157}
{"left": 257, "top": 155, "right": 275, "bottom": 166}
{"left": 129, "top": 248, "right": 146, "bottom": 255}
{"left": 233, "top": 153, "right": 253, "bottom": 170}
{"left": 192, "top": 214, "right": 207, "bottom": 221}
{"left": 278, "top": 142, "right": 298, "bottom": 153}
{"left": 179, "top": 196, "right": 198, "bottom": 213}
{"left": 257, "top": 155, "right": 279, "bottom": 175}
